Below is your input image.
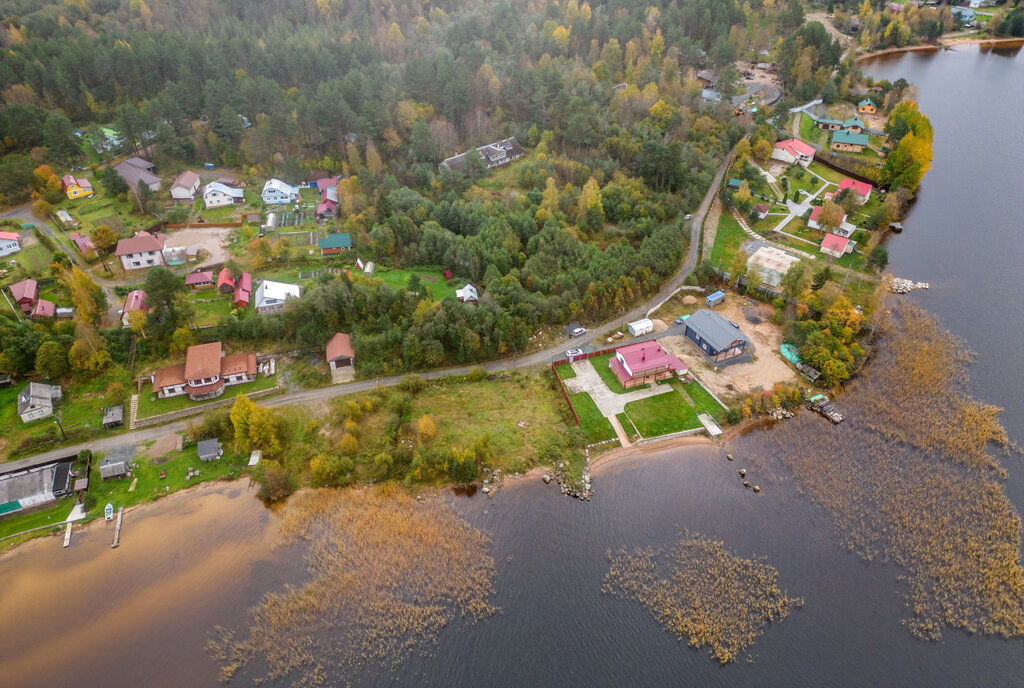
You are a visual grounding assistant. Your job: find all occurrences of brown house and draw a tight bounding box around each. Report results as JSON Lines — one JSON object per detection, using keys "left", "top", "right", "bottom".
{"left": 152, "top": 342, "right": 256, "bottom": 401}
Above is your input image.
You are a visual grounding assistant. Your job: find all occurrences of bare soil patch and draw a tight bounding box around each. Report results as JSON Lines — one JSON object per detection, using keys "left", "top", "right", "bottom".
{"left": 163, "top": 226, "right": 234, "bottom": 267}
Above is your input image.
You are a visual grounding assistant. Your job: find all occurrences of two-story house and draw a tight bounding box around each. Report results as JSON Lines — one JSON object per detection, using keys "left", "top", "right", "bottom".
{"left": 115, "top": 231, "right": 165, "bottom": 271}
{"left": 261, "top": 179, "right": 300, "bottom": 205}
{"left": 151, "top": 342, "right": 257, "bottom": 401}
{"left": 203, "top": 181, "right": 245, "bottom": 209}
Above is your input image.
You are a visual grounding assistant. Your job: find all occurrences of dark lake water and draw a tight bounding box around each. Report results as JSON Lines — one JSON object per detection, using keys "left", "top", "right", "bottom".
{"left": 1, "top": 44, "right": 1022, "bottom": 688}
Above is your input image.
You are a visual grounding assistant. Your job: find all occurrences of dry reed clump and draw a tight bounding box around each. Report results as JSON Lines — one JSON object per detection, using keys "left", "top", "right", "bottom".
{"left": 208, "top": 488, "right": 498, "bottom": 684}
{"left": 603, "top": 533, "right": 803, "bottom": 664}
{"left": 762, "top": 303, "right": 1024, "bottom": 640}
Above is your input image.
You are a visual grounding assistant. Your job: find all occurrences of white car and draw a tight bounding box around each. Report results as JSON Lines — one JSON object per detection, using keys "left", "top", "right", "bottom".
{"left": 566, "top": 348, "right": 584, "bottom": 358}
{"left": 570, "top": 326, "right": 586, "bottom": 338}
{"left": 684, "top": 213, "right": 694, "bottom": 220}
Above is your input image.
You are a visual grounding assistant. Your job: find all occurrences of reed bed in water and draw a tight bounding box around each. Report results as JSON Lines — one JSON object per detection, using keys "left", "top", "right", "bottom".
{"left": 603, "top": 534, "right": 803, "bottom": 664}
{"left": 208, "top": 488, "right": 497, "bottom": 684}
{"left": 762, "top": 304, "right": 1024, "bottom": 640}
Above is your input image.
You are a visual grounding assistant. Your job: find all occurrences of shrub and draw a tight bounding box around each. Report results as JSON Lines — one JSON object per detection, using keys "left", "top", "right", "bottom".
{"left": 256, "top": 461, "right": 292, "bottom": 503}
{"left": 398, "top": 373, "right": 426, "bottom": 395}
{"left": 417, "top": 415, "right": 437, "bottom": 441}
{"left": 467, "top": 366, "right": 486, "bottom": 382}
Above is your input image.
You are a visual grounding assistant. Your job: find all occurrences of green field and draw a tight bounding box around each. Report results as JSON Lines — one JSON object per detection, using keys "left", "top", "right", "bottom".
{"left": 798, "top": 113, "right": 824, "bottom": 144}
{"left": 135, "top": 373, "right": 279, "bottom": 419}
{"left": 616, "top": 411, "right": 639, "bottom": 440}
{"left": 0, "top": 499, "right": 73, "bottom": 543}
{"left": 11, "top": 242, "right": 53, "bottom": 276}
{"left": 375, "top": 269, "right": 458, "bottom": 301}
{"left": 709, "top": 212, "right": 748, "bottom": 269}
{"left": 555, "top": 363, "right": 576, "bottom": 379}
{"left": 189, "top": 291, "right": 236, "bottom": 326}
{"left": 623, "top": 389, "right": 699, "bottom": 437}
{"left": 568, "top": 391, "right": 616, "bottom": 443}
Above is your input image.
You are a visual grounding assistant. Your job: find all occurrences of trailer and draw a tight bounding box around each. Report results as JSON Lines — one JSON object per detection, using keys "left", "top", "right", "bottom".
{"left": 627, "top": 318, "right": 654, "bottom": 337}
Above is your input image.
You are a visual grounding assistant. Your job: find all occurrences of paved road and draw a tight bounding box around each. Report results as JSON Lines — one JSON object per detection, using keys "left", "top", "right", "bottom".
{"left": 6, "top": 152, "right": 735, "bottom": 465}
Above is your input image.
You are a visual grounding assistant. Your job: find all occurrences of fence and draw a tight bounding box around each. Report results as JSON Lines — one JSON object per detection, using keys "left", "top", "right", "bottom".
{"left": 550, "top": 347, "right": 619, "bottom": 427}
{"left": 164, "top": 221, "right": 244, "bottom": 229}
{"left": 132, "top": 386, "right": 281, "bottom": 429}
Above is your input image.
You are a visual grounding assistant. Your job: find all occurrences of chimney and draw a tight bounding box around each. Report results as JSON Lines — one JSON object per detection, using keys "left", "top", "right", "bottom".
{"left": 641, "top": 349, "right": 646, "bottom": 361}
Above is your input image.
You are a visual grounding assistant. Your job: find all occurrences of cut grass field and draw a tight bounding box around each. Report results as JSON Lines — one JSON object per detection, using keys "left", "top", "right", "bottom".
{"left": 0, "top": 499, "right": 73, "bottom": 544}
{"left": 375, "top": 268, "right": 457, "bottom": 301}
{"left": 569, "top": 391, "right": 617, "bottom": 443}
{"left": 11, "top": 243, "right": 53, "bottom": 275}
{"left": 555, "top": 363, "right": 576, "bottom": 379}
{"left": 709, "top": 212, "right": 748, "bottom": 269}
{"left": 135, "top": 373, "right": 279, "bottom": 419}
{"left": 622, "top": 379, "right": 725, "bottom": 438}
{"left": 798, "top": 113, "right": 824, "bottom": 144}
{"left": 189, "top": 291, "right": 236, "bottom": 326}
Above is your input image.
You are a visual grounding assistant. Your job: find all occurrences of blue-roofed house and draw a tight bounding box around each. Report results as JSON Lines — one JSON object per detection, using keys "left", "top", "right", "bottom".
{"left": 683, "top": 309, "right": 751, "bottom": 363}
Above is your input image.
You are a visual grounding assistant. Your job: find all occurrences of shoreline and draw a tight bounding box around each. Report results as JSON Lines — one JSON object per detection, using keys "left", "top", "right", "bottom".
{"left": 856, "top": 36, "right": 1024, "bottom": 62}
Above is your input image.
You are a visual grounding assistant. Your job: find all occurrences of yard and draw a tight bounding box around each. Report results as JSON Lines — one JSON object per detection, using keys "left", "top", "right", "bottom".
{"left": 0, "top": 499, "right": 74, "bottom": 544}
{"left": 620, "top": 380, "right": 723, "bottom": 438}
{"left": 569, "top": 391, "right": 617, "bottom": 443}
{"left": 798, "top": 113, "right": 825, "bottom": 144}
{"left": 709, "top": 212, "right": 748, "bottom": 269}
{"left": 375, "top": 268, "right": 458, "bottom": 301}
{"left": 189, "top": 291, "right": 238, "bottom": 326}
{"left": 135, "top": 373, "right": 279, "bottom": 420}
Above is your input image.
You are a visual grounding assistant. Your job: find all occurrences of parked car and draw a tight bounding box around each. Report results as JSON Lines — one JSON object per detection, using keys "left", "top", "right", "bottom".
{"left": 570, "top": 326, "right": 586, "bottom": 338}
{"left": 684, "top": 213, "right": 694, "bottom": 220}
{"left": 566, "top": 348, "right": 583, "bottom": 358}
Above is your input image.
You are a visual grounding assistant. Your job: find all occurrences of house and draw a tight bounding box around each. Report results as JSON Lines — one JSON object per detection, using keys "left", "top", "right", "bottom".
{"left": 114, "top": 157, "right": 161, "bottom": 192}
{"left": 808, "top": 205, "right": 848, "bottom": 231}
{"left": 318, "top": 233, "right": 352, "bottom": 255}
{"left": 706, "top": 290, "right": 726, "bottom": 308}
{"left": 115, "top": 231, "right": 165, "bottom": 271}
{"left": 608, "top": 340, "right": 687, "bottom": 389}
{"left": 820, "top": 233, "right": 855, "bottom": 259}
{"left": 746, "top": 246, "right": 801, "bottom": 290}
{"left": 831, "top": 129, "right": 869, "bottom": 153}
{"left": 232, "top": 272, "right": 252, "bottom": 308}
{"left": 68, "top": 232, "right": 95, "bottom": 254}
{"left": 9, "top": 279, "right": 37, "bottom": 312}
{"left": 185, "top": 271, "right": 214, "bottom": 289}
{"left": 443, "top": 269, "right": 453, "bottom": 280}
{"left": 261, "top": 179, "right": 300, "bottom": 205}
{"left": 203, "top": 181, "right": 245, "bottom": 208}
{"left": 325, "top": 332, "right": 355, "bottom": 370}
{"left": 102, "top": 405, "right": 124, "bottom": 429}
{"left": 753, "top": 203, "right": 770, "bottom": 220}
{"left": 151, "top": 341, "right": 257, "bottom": 401}
{"left": 197, "top": 439, "right": 223, "bottom": 462}
{"left": 61, "top": 175, "right": 93, "bottom": 199}
{"left": 857, "top": 98, "right": 877, "bottom": 115}
{"left": 217, "top": 268, "right": 235, "bottom": 294}
{"left": 170, "top": 170, "right": 201, "bottom": 200}
{"left": 683, "top": 309, "right": 751, "bottom": 363}
{"left": 0, "top": 231, "right": 22, "bottom": 258}
{"left": 696, "top": 69, "right": 717, "bottom": 88}
{"left": 837, "top": 178, "right": 873, "bottom": 204}
{"left": 771, "top": 138, "right": 816, "bottom": 167}
{"left": 254, "top": 280, "right": 301, "bottom": 314}
{"left": 440, "top": 137, "right": 525, "bottom": 172}
{"left": 120, "top": 289, "right": 147, "bottom": 327}
{"left": 816, "top": 117, "right": 844, "bottom": 131}
{"left": 99, "top": 458, "right": 131, "bottom": 480}
{"left": 31, "top": 299, "right": 55, "bottom": 319}
{"left": 456, "top": 284, "right": 479, "bottom": 303}
{"left": 627, "top": 318, "right": 654, "bottom": 337}
{"left": 842, "top": 116, "right": 865, "bottom": 134}
{"left": 951, "top": 6, "right": 976, "bottom": 24}
{"left": 17, "top": 382, "right": 62, "bottom": 422}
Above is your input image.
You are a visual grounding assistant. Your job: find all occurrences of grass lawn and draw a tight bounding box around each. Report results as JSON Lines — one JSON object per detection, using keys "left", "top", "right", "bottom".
{"left": 11, "top": 243, "right": 53, "bottom": 275}
{"left": 709, "top": 212, "right": 748, "bottom": 269}
{"left": 680, "top": 379, "right": 727, "bottom": 420}
{"left": 589, "top": 353, "right": 632, "bottom": 394}
{"left": 0, "top": 499, "right": 73, "bottom": 542}
{"left": 199, "top": 204, "right": 238, "bottom": 220}
{"left": 189, "top": 291, "right": 236, "bottom": 326}
{"left": 555, "top": 363, "right": 576, "bottom": 379}
{"left": 782, "top": 171, "right": 825, "bottom": 198}
{"left": 375, "top": 268, "right": 457, "bottom": 301}
{"left": 807, "top": 161, "right": 846, "bottom": 185}
{"left": 568, "top": 391, "right": 616, "bottom": 443}
{"left": 798, "top": 113, "right": 824, "bottom": 144}
{"left": 616, "top": 411, "right": 639, "bottom": 439}
{"left": 136, "top": 373, "right": 279, "bottom": 420}
{"left": 85, "top": 446, "right": 245, "bottom": 520}
{"left": 622, "top": 388, "right": 701, "bottom": 437}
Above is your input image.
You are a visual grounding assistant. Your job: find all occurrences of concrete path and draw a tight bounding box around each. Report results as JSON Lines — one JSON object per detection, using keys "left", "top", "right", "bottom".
{"left": 563, "top": 359, "right": 674, "bottom": 417}
{"left": 609, "top": 415, "right": 632, "bottom": 448}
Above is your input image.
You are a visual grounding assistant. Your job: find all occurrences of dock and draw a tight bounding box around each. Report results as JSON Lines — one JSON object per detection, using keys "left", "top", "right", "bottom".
{"left": 111, "top": 506, "right": 124, "bottom": 548}
{"left": 697, "top": 413, "right": 724, "bottom": 437}
{"left": 62, "top": 523, "right": 72, "bottom": 548}
{"left": 808, "top": 395, "right": 844, "bottom": 424}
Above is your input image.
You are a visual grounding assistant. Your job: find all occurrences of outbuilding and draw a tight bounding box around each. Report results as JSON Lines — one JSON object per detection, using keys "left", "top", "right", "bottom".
{"left": 325, "top": 332, "right": 355, "bottom": 369}
{"left": 197, "top": 439, "right": 223, "bottom": 462}
{"left": 627, "top": 318, "right": 653, "bottom": 337}
{"left": 683, "top": 309, "right": 751, "bottom": 364}
{"left": 706, "top": 290, "right": 726, "bottom": 308}
{"left": 102, "top": 405, "right": 124, "bottom": 429}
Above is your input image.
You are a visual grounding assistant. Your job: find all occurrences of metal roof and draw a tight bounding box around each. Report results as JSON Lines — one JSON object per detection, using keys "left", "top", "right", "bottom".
{"left": 685, "top": 309, "right": 751, "bottom": 351}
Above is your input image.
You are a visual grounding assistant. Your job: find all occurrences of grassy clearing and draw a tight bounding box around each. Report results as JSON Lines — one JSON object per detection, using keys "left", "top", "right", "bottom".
{"left": 569, "top": 391, "right": 616, "bottom": 443}
{"left": 11, "top": 243, "right": 53, "bottom": 275}
{"left": 189, "top": 291, "right": 237, "bottom": 326}
{"left": 709, "top": 212, "right": 748, "bottom": 270}
{"left": 616, "top": 411, "right": 639, "bottom": 440}
{"left": 681, "top": 380, "right": 726, "bottom": 420}
{"left": 555, "top": 362, "right": 576, "bottom": 379}
{"left": 798, "top": 113, "right": 824, "bottom": 144}
{"left": 807, "top": 161, "right": 846, "bottom": 184}
{"left": 623, "top": 388, "right": 700, "bottom": 437}
{"left": 135, "top": 373, "right": 279, "bottom": 419}
{"left": 375, "top": 268, "right": 457, "bottom": 301}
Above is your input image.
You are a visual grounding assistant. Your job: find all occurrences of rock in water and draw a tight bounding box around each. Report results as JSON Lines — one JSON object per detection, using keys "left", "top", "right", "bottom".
{"left": 542, "top": 474, "right": 551, "bottom": 485}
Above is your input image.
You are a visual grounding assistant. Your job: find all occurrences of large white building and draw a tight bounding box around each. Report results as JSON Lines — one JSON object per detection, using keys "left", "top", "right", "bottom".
{"left": 254, "top": 279, "right": 302, "bottom": 314}
{"left": 261, "top": 179, "right": 300, "bottom": 205}
{"left": 0, "top": 231, "right": 22, "bottom": 258}
{"left": 203, "top": 181, "right": 245, "bottom": 208}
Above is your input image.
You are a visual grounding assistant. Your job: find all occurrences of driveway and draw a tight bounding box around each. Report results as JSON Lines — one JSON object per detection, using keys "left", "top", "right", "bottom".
{"left": 562, "top": 359, "right": 674, "bottom": 417}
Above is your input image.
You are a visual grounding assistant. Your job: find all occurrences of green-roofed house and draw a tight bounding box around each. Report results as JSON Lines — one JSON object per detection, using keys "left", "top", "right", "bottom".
{"left": 857, "top": 98, "right": 877, "bottom": 115}
{"left": 727, "top": 178, "right": 743, "bottom": 190}
{"left": 816, "top": 117, "right": 844, "bottom": 132}
{"left": 830, "top": 129, "right": 870, "bottom": 153}
{"left": 318, "top": 233, "right": 352, "bottom": 255}
{"left": 842, "top": 116, "right": 865, "bottom": 133}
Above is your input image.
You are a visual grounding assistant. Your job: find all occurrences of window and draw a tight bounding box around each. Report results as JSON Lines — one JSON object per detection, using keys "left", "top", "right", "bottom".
{"left": 132, "top": 261, "right": 141, "bottom": 267}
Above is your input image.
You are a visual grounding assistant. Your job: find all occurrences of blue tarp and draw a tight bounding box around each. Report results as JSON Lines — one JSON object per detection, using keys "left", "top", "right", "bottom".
{"left": 780, "top": 343, "right": 800, "bottom": 364}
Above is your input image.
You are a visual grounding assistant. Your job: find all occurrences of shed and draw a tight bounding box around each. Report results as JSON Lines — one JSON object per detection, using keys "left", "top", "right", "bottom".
{"left": 727, "top": 178, "right": 743, "bottom": 190}
{"left": 102, "top": 405, "right": 124, "bottom": 429}
{"left": 627, "top": 318, "right": 654, "bottom": 337}
{"left": 325, "top": 332, "right": 355, "bottom": 369}
{"left": 197, "top": 439, "right": 223, "bottom": 462}
{"left": 683, "top": 309, "right": 751, "bottom": 363}
{"left": 99, "top": 459, "right": 130, "bottom": 480}
{"left": 706, "top": 291, "right": 726, "bottom": 308}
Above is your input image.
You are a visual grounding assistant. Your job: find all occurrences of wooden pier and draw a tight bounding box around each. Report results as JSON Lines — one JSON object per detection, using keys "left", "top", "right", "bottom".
{"left": 111, "top": 507, "right": 124, "bottom": 548}
{"left": 62, "top": 523, "right": 72, "bottom": 548}
{"left": 807, "top": 395, "right": 845, "bottom": 424}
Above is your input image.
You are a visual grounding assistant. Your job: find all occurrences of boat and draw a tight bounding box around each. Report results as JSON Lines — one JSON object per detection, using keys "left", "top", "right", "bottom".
{"left": 104, "top": 503, "right": 114, "bottom": 521}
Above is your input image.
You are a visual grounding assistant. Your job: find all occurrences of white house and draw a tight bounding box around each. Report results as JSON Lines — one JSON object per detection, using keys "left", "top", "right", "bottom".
{"left": 771, "top": 138, "right": 816, "bottom": 167}
{"left": 17, "top": 382, "right": 62, "bottom": 423}
{"left": 0, "top": 231, "right": 22, "bottom": 258}
{"left": 115, "top": 231, "right": 165, "bottom": 271}
{"left": 170, "top": 170, "right": 201, "bottom": 200}
{"left": 254, "top": 280, "right": 302, "bottom": 314}
{"left": 261, "top": 179, "right": 300, "bottom": 205}
{"left": 203, "top": 181, "right": 245, "bottom": 209}
{"left": 456, "top": 284, "right": 479, "bottom": 303}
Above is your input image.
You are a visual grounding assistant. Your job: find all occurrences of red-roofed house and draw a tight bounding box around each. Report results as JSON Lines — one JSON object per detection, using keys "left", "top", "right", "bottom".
{"left": 185, "top": 271, "right": 214, "bottom": 290}
{"left": 325, "top": 332, "right": 355, "bottom": 370}
{"left": 151, "top": 342, "right": 257, "bottom": 401}
{"left": 232, "top": 272, "right": 252, "bottom": 308}
{"left": 31, "top": 299, "right": 55, "bottom": 319}
{"left": 9, "top": 279, "right": 37, "bottom": 313}
{"left": 771, "top": 138, "right": 816, "bottom": 167}
{"left": 0, "top": 231, "right": 22, "bottom": 258}
{"left": 61, "top": 175, "right": 93, "bottom": 199}
{"left": 837, "top": 178, "right": 873, "bottom": 205}
{"left": 68, "top": 232, "right": 95, "bottom": 254}
{"left": 808, "top": 205, "right": 847, "bottom": 231}
{"left": 608, "top": 341, "right": 687, "bottom": 389}
{"left": 217, "top": 268, "right": 234, "bottom": 294}
{"left": 115, "top": 232, "right": 165, "bottom": 271}
{"left": 753, "top": 203, "right": 770, "bottom": 220}
{"left": 120, "top": 289, "right": 148, "bottom": 327}
{"left": 820, "top": 233, "right": 854, "bottom": 259}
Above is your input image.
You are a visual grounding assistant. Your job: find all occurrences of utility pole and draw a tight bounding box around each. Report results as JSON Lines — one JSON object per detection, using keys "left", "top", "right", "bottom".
{"left": 54, "top": 409, "right": 67, "bottom": 441}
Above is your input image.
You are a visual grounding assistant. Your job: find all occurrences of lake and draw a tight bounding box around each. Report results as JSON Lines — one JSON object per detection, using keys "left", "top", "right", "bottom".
{"left": 1, "top": 44, "right": 1022, "bottom": 688}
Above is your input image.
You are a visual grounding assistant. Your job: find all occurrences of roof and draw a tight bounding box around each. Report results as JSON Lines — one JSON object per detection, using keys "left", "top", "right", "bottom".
{"left": 17, "top": 382, "right": 62, "bottom": 414}
{"left": 821, "top": 233, "right": 852, "bottom": 252}
{"left": 32, "top": 299, "right": 55, "bottom": 318}
{"left": 68, "top": 232, "right": 95, "bottom": 252}
{"left": 217, "top": 268, "right": 234, "bottom": 290}
{"left": 685, "top": 309, "right": 751, "bottom": 351}
{"left": 122, "top": 156, "right": 154, "bottom": 171}
{"left": 316, "top": 176, "right": 339, "bottom": 192}
{"left": 727, "top": 178, "right": 743, "bottom": 188}
{"left": 185, "top": 271, "right": 213, "bottom": 285}
{"left": 153, "top": 364, "right": 186, "bottom": 390}
{"left": 0, "top": 231, "right": 20, "bottom": 242}
{"left": 843, "top": 116, "right": 865, "bottom": 128}
{"left": 204, "top": 181, "right": 244, "bottom": 198}
{"left": 255, "top": 280, "right": 301, "bottom": 306}
{"left": 318, "top": 233, "right": 352, "bottom": 250}
{"left": 221, "top": 352, "right": 256, "bottom": 377}
{"left": 774, "top": 138, "right": 816, "bottom": 158}
{"left": 115, "top": 231, "right": 164, "bottom": 256}
{"left": 172, "top": 170, "right": 200, "bottom": 190}
{"left": 615, "top": 341, "right": 685, "bottom": 375}
{"left": 100, "top": 461, "right": 130, "bottom": 479}
{"left": 237, "top": 272, "right": 252, "bottom": 293}
{"left": 838, "top": 178, "right": 873, "bottom": 197}
{"left": 441, "top": 137, "right": 525, "bottom": 171}
{"left": 456, "top": 284, "right": 479, "bottom": 301}
{"left": 9, "top": 278, "right": 37, "bottom": 302}
{"left": 121, "top": 289, "right": 147, "bottom": 314}
{"left": 233, "top": 288, "right": 250, "bottom": 306}
{"left": 747, "top": 246, "right": 801, "bottom": 287}
{"left": 197, "top": 439, "right": 221, "bottom": 457}
{"left": 103, "top": 406, "right": 124, "bottom": 424}
{"left": 326, "top": 332, "right": 355, "bottom": 361}
{"left": 184, "top": 342, "right": 223, "bottom": 381}
{"left": 754, "top": 203, "right": 770, "bottom": 214}
{"left": 858, "top": 98, "right": 877, "bottom": 108}
{"left": 707, "top": 290, "right": 726, "bottom": 300}
{"left": 262, "top": 178, "right": 298, "bottom": 196}
{"left": 316, "top": 201, "right": 337, "bottom": 215}
{"left": 696, "top": 69, "right": 717, "bottom": 82}
{"left": 832, "top": 130, "right": 869, "bottom": 146}
{"left": 114, "top": 158, "right": 161, "bottom": 188}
